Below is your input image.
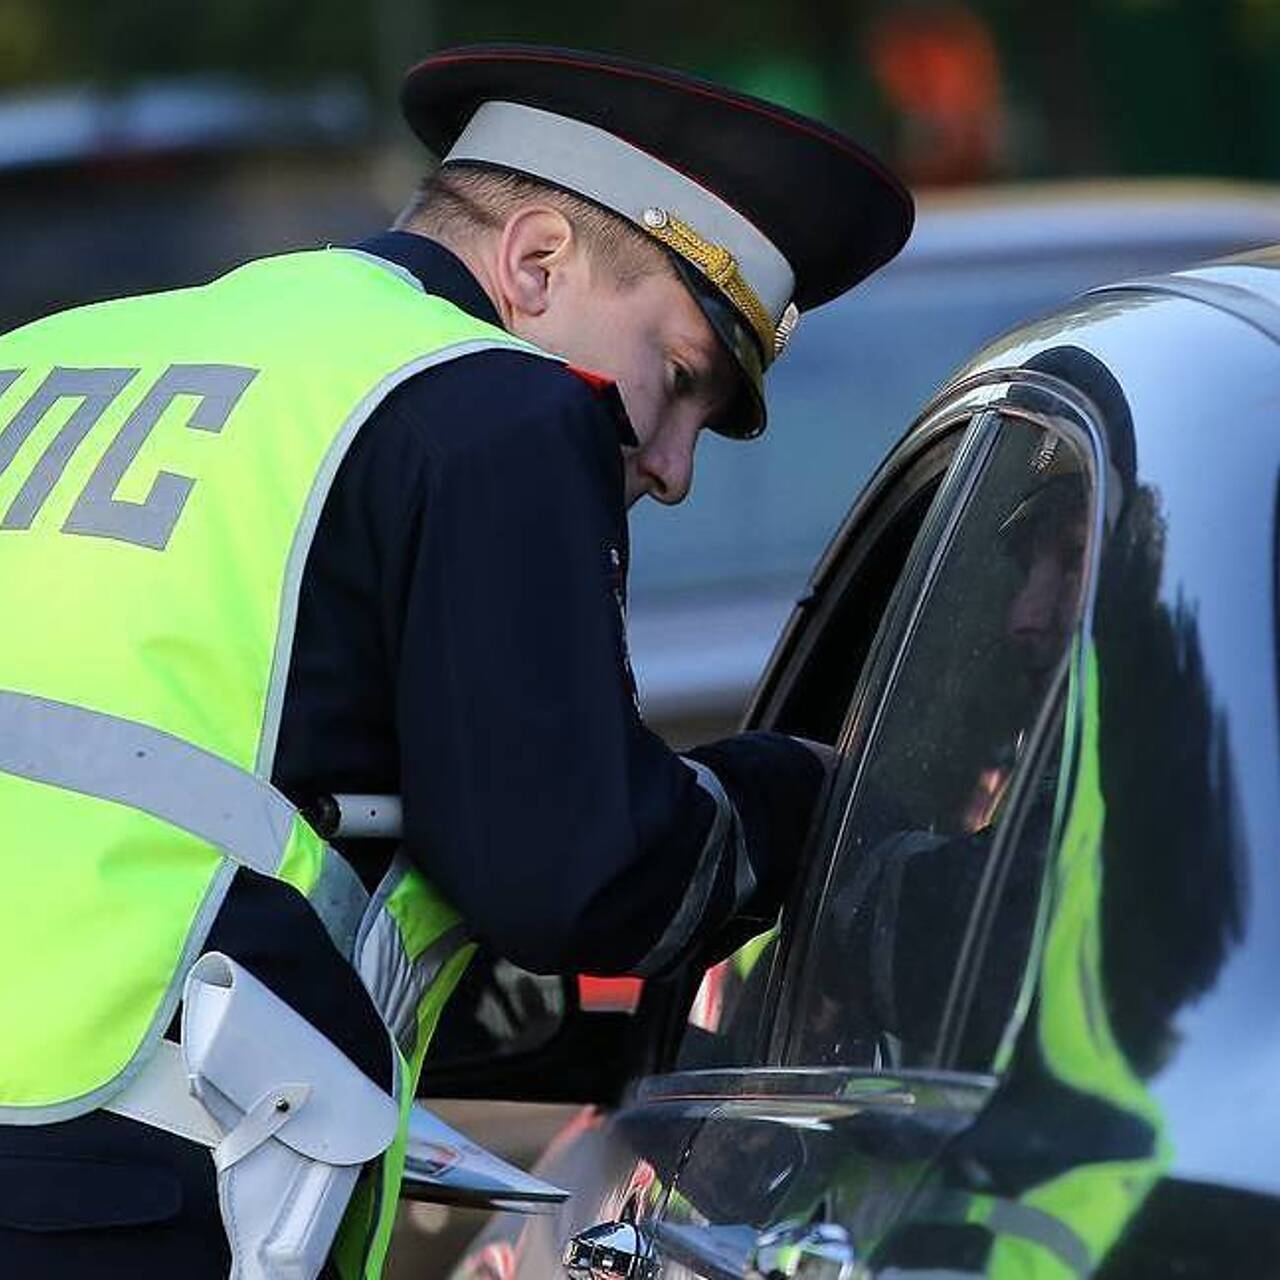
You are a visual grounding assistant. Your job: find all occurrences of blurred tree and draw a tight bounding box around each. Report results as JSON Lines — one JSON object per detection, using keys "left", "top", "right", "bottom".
{"left": 0, "top": 0, "right": 50, "bottom": 85}
{"left": 1, "top": 0, "right": 1277, "bottom": 182}
{"left": 0, "top": 0, "right": 379, "bottom": 88}
{"left": 968, "top": 0, "right": 1280, "bottom": 178}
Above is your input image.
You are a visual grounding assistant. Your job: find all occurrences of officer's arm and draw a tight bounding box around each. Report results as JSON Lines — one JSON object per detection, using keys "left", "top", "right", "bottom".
{"left": 396, "top": 356, "right": 822, "bottom": 974}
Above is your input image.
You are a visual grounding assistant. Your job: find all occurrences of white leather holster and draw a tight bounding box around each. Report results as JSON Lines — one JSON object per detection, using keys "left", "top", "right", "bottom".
{"left": 180, "top": 952, "right": 400, "bottom": 1280}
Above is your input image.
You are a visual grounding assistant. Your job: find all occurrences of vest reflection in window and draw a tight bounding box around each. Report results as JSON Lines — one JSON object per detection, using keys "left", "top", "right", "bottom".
{"left": 794, "top": 418, "right": 1092, "bottom": 1072}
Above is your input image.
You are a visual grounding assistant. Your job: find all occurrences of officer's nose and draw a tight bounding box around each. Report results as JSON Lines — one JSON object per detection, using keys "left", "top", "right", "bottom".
{"left": 635, "top": 431, "right": 695, "bottom": 506}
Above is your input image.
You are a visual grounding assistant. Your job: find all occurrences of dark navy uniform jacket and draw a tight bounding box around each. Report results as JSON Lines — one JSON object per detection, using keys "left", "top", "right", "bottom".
{"left": 274, "top": 230, "right": 823, "bottom": 976}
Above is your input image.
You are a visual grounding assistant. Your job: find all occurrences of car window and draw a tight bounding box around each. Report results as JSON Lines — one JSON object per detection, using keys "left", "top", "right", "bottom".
{"left": 788, "top": 414, "right": 1094, "bottom": 1071}
{"left": 674, "top": 926, "right": 780, "bottom": 1071}
{"left": 671, "top": 435, "right": 961, "bottom": 1072}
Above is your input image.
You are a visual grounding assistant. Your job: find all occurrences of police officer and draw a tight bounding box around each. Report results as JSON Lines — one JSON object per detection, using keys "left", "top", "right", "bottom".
{"left": 0, "top": 45, "right": 912, "bottom": 1279}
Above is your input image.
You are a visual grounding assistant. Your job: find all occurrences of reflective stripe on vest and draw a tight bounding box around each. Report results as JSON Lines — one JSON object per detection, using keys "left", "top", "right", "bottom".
{"left": 355, "top": 853, "right": 472, "bottom": 1061}
{"left": 0, "top": 688, "right": 368, "bottom": 954}
{"left": 0, "top": 249, "right": 541, "bottom": 1273}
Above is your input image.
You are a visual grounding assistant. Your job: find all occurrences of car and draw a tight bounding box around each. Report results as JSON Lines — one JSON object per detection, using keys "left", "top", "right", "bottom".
{"left": 420, "top": 243, "right": 1280, "bottom": 1280}
{"left": 626, "top": 182, "right": 1280, "bottom": 745}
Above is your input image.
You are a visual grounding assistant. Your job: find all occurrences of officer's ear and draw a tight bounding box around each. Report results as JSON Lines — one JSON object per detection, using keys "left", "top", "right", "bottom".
{"left": 495, "top": 206, "right": 579, "bottom": 320}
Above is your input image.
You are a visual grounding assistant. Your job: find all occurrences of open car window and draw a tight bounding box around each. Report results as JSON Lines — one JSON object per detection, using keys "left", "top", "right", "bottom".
{"left": 785, "top": 412, "right": 1096, "bottom": 1072}
{"left": 671, "top": 429, "right": 963, "bottom": 1072}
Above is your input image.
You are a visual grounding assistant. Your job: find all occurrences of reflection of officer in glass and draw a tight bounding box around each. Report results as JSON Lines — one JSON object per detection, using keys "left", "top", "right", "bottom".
{"left": 820, "top": 455, "right": 1089, "bottom": 1063}
{"left": 963, "top": 464, "right": 1088, "bottom": 831}
{"left": 1002, "top": 472, "right": 1089, "bottom": 678}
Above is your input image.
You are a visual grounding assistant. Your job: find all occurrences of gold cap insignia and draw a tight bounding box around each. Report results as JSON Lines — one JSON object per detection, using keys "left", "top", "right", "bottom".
{"left": 640, "top": 207, "right": 779, "bottom": 363}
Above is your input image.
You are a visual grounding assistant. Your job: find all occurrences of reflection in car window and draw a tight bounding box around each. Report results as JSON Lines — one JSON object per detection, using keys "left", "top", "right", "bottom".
{"left": 672, "top": 443, "right": 958, "bottom": 1073}
{"left": 675, "top": 926, "right": 779, "bottom": 1070}
{"left": 950, "top": 700, "right": 1066, "bottom": 1073}
{"left": 791, "top": 417, "right": 1093, "bottom": 1071}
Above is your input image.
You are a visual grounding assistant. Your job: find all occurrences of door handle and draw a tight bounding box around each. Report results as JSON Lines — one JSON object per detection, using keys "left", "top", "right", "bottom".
{"left": 564, "top": 1220, "right": 660, "bottom": 1280}
{"left": 746, "top": 1221, "right": 863, "bottom": 1280}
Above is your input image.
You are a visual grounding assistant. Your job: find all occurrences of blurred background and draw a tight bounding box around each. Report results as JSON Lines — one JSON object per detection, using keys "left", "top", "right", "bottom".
{"left": 4, "top": 4, "right": 1280, "bottom": 1273}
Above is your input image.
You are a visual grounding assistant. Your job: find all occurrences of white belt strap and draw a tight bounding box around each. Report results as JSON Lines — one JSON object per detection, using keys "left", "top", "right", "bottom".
{"left": 104, "top": 1039, "right": 223, "bottom": 1148}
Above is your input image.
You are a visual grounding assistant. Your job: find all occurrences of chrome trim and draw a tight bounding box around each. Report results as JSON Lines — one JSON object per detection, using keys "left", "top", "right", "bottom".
{"left": 1088, "top": 274, "right": 1280, "bottom": 346}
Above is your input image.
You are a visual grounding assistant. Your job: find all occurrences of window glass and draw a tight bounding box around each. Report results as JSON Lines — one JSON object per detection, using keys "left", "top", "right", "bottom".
{"left": 675, "top": 926, "right": 779, "bottom": 1070}
{"left": 790, "top": 416, "right": 1093, "bottom": 1070}
{"left": 948, "top": 700, "right": 1067, "bottom": 1073}
{"left": 672, "top": 442, "right": 957, "bottom": 1072}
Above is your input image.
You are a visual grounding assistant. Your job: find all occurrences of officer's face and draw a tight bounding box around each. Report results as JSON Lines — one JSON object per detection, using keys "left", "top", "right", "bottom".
{"left": 494, "top": 208, "right": 736, "bottom": 507}
{"left": 600, "top": 269, "right": 736, "bottom": 508}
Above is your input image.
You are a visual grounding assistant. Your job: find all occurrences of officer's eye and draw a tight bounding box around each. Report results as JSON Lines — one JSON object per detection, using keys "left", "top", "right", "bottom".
{"left": 669, "top": 362, "right": 695, "bottom": 398}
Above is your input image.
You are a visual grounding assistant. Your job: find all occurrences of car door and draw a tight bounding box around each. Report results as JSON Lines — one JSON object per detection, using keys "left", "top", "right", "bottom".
{"left": 625, "top": 382, "right": 1107, "bottom": 1280}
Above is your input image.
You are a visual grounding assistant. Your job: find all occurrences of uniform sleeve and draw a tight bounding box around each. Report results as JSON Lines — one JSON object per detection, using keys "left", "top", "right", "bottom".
{"left": 385, "top": 352, "right": 822, "bottom": 974}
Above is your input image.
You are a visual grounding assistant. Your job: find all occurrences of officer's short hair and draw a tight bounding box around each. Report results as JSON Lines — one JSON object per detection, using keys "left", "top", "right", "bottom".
{"left": 398, "top": 161, "right": 671, "bottom": 288}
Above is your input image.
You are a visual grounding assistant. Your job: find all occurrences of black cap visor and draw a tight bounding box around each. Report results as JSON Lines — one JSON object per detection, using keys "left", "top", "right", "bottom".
{"left": 668, "top": 254, "right": 766, "bottom": 440}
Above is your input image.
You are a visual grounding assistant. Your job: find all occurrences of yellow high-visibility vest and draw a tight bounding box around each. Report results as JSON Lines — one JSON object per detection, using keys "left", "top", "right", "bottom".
{"left": 0, "top": 247, "right": 547, "bottom": 1274}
